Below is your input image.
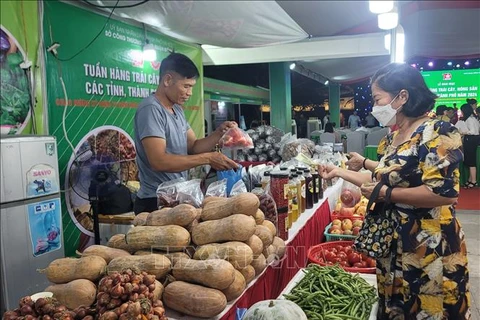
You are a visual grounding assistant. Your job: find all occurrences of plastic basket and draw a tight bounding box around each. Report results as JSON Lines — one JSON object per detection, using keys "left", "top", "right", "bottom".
{"left": 330, "top": 212, "right": 365, "bottom": 222}
{"left": 324, "top": 222, "right": 358, "bottom": 242}
{"left": 307, "top": 241, "right": 376, "bottom": 274}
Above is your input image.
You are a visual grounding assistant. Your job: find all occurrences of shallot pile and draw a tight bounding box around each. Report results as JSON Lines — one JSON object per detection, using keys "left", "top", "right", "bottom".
{"left": 96, "top": 269, "right": 167, "bottom": 320}
{"left": 2, "top": 295, "right": 94, "bottom": 320}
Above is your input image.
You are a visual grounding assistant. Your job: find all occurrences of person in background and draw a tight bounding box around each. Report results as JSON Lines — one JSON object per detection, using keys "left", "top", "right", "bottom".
{"left": 339, "top": 112, "right": 345, "bottom": 127}
{"left": 324, "top": 122, "right": 341, "bottom": 143}
{"left": 323, "top": 111, "right": 330, "bottom": 129}
{"left": 348, "top": 110, "right": 361, "bottom": 129}
{"left": 457, "top": 103, "right": 480, "bottom": 188}
{"left": 477, "top": 106, "right": 480, "bottom": 120}
{"left": 250, "top": 120, "right": 259, "bottom": 129}
{"left": 133, "top": 53, "right": 238, "bottom": 214}
{"left": 297, "top": 113, "right": 307, "bottom": 138}
{"left": 365, "top": 111, "right": 376, "bottom": 128}
{"left": 467, "top": 98, "right": 477, "bottom": 112}
{"left": 436, "top": 105, "right": 450, "bottom": 122}
{"left": 450, "top": 107, "right": 459, "bottom": 124}
{"left": 324, "top": 63, "right": 470, "bottom": 319}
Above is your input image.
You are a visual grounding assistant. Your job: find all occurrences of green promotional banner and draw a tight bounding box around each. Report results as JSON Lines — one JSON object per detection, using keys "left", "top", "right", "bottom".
{"left": 44, "top": 0, "right": 203, "bottom": 256}
{"left": 1, "top": 0, "right": 44, "bottom": 134}
{"left": 422, "top": 69, "right": 480, "bottom": 107}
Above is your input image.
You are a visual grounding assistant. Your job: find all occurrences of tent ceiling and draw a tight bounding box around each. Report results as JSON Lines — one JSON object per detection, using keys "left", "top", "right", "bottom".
{"left": 81, "top": 0, "right": 480, "bottom": 83}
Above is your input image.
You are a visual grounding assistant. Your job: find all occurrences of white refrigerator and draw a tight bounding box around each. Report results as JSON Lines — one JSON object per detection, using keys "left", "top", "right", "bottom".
{"left": 0, "top": 135, "right": 64, "bottom": 313}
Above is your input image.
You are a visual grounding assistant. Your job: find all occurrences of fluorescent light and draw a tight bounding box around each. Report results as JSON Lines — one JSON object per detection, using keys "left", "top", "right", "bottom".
{"left": 369, "top": 1, "right": 394, "bottom": 14}
{"left": 378, "top": 9, "right": 398, "bottom": 30}
{"left": 143, "top": 43, "right": 157, "bottom": 61}
{"left": 384, "top": 26, "right": 405, "bottom": 63}
{"left": 290, "top": 63, "right": 296, "bottom": 70}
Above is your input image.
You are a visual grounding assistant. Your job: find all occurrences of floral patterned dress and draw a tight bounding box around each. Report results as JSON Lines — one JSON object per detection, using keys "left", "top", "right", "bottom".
{"left": 374, "top": 119, "right": 471, "bottom": 320}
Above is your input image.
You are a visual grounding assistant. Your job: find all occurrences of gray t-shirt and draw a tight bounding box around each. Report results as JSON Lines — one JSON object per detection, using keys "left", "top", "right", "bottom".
{"left": 134, "top": 95, "right": 190, "bottom": 199}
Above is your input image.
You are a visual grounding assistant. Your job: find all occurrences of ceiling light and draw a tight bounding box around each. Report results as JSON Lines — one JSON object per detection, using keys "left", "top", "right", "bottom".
{"left": 324, "top": 80, "right": 329, "bottom": 85}
{"left": 143, "top": 42, "right": 156, "bottom": 62}
{"left": 369, "top": 1, "right": 394, "bottom": 14}
{"left": 378, "top": 9, "right": 398, "bottom": 30}
{"left": 465, "top": 61, "right": 470, "bottom": 66}
{"left": 456, "top": 64, "right": 460, "bottom": 68}
{"left": 289, "top": 63, "right": 296, "bottom": 70}
{"left": 447, "top": 61, "right": 453, "bottom": 66}
{"left": 428, "top": 61, "right": 434, "bottom": 67}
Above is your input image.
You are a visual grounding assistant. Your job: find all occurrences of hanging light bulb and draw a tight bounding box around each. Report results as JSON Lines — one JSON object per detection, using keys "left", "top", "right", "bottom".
{"left": 143, "top": 40, "right": 156, "bottom": 62}
{"left": 369, "top": 1, "right": 394, "bottom": 14}
{"left": 378, "top": 8, "right": 398, "bottom": 30}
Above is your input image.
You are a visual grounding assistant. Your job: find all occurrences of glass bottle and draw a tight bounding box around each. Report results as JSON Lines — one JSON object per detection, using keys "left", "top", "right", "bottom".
{"left": 312, "top": 171, "right": 320, "bottom": 203}
{"left": 287, "top": 174, "right": 298, "bottom": 229}
{"left": 304, "top": 169, "right": 314, "bottom": 209}
{"left": 297, "top": 170, "right": 306, "bottom": 214}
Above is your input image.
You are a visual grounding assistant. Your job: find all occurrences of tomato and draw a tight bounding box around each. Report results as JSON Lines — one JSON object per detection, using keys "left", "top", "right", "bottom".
{"left": 359, "top": 261, "right": 368, "bottom": 268}
{"left": 339, "top": 261, "right": 349, "bottom": 267}
{"left": 330, "top": 248, "right": 338, "bottom": 254}
{"left": 347, "top": 252, "right": 361, "bottom": 265}
{"left": 343, "top": 246, "right": 353, "bottom": 255}
{"left": 337, "top": 252, "right": 348, "bottom": 260}
{"left": 334, "top": 245, "right": 344, "bottom": 252}
{"left": 366, "top": 257, "right": 376, "bottom": 268}
{"left": 324, "top": 251, "right": 337, "bottom": 262}
{"left": 353, "top": 262, "right": 364, "bottom": 268}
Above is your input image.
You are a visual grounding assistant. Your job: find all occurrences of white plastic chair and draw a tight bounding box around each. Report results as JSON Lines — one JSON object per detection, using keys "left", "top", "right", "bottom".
{"left": 320, "top": 132, "right": 336, "bottom": 144}
{"left": 346, "top": 131, "right": 366, "bottom": 156}
{"left": 366, "top": 128, "right": 389, "bottom": 146}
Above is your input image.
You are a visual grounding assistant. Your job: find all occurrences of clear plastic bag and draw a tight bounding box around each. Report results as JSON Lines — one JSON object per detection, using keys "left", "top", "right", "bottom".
{"left": 256, "top": 184, "right": 278, "bottom": 230}
{"left": 219, "top": 127, "right": 254, "bottom": 150}
{"left": 280, "top": 136, "right": 315, "bottom": 162}
{"left": 340, "top": 180, "right": 362, "bottom": 208}
{"left": 156, "top": 178, "right": 204, "bottom": 208}
{"left": 205, "top": 179, "right": 227, "bottom": 198}
{"left": 176, "top": 179, "right": 204, "bottom": 208}
{"left": 229, "top": 180, "right": 248, "bottom": 196}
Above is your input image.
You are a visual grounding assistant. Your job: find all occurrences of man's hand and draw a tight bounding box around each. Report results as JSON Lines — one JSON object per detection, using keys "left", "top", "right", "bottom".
{"left": 208, "top": 152, "right": 239, "bottom": 171}
{"left": 216, "top": 121, "right": 238, "bottom": 135}
{"left": 345, "top": 152, "right": 365, "bottom": 172}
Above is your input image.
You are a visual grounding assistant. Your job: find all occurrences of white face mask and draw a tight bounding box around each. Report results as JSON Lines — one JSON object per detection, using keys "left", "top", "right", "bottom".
{"left": 371, "top": 95, "right": 402, "bottom": 127}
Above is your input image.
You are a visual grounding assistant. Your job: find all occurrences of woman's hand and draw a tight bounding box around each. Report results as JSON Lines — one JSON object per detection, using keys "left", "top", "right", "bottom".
{"left": 346, "top": 152, "right": 365, "bottom": 172}
{"left": 319, "top": 164, "right": 340, "bottom": 180}
{"left": 360, "top": 182, "right": 387, "bottom": 201}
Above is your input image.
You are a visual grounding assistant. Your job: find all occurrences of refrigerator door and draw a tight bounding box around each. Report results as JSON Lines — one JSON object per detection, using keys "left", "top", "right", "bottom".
{"left": 0, "top": 135, "right": 60, "bottom": 203}
{"left": 0, "top": 196, "right": 64, "bottom": 312}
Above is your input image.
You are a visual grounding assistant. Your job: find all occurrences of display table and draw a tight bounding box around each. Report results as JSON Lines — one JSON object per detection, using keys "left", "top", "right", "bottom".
{"left": 278, "top": 268, "right": 378, "bottom": 320}
{"left": 166, "top": 179, "right": 343, "bottom": 320}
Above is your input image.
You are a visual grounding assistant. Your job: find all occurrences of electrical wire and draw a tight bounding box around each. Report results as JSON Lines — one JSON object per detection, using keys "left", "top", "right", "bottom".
{"left": 54, "top": 0, "right": 120, "bottom": 62}
{"left": 81, "top": 0, "right": 150, "bottom": 9}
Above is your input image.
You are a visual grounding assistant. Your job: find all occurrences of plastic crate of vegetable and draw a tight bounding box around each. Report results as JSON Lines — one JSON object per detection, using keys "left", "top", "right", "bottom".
{"left": 324, "top": 221, "right": 362, "bottom": 242}
{"left": 307, "top": 240, "right": 376, "bottom": 274}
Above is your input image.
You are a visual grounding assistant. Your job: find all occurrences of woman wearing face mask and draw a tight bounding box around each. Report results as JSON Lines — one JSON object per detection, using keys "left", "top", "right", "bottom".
{"left": 321, "top": 63, "right": 470, "bottom": 319}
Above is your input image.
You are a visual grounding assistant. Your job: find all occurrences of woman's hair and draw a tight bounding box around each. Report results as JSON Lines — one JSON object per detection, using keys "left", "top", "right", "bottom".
{"left": 324, "top": 122, "right": 334, "bottom": 133}
{"left": 461, "top": 103, "right": 474, "bottom": 119}
{"left": 467, "top": 98, "right": 477, "bottom": 105}
{"left": 371, "top": 63, "right": 437, "bottom": 118}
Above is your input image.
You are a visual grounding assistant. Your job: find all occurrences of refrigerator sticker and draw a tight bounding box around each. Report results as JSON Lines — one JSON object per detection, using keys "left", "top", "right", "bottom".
{"left": 45, "top": 142, "right": 55, "bottom": 156}
{"left": 26, "top": 164, "right": 59, "bottom": 197}
{"left": 27, "top": 198, "right": 62, "bottom": 257}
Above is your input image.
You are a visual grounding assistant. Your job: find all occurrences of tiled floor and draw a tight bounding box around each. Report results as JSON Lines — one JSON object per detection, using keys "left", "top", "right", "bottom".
{"left": 457, "top": 209, "right": 480, "bottom": 320}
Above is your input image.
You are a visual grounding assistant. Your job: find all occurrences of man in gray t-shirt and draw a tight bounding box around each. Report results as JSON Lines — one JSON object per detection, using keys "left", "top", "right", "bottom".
{"left": 133, "top": 53, "right": 238, "bottom": 214}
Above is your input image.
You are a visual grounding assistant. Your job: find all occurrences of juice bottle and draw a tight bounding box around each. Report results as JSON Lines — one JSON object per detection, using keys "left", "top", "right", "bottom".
{"left": 289, "top": 174, "right": 299, "bottom": 227}
{"left": 304, "top": 169, "right": 314, "bottom": 209}
{"left": 297, "top": 170, "right": 306, "bottom": 214}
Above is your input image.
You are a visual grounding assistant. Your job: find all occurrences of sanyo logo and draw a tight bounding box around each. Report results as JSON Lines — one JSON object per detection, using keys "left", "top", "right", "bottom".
{"left": 33, "top": 170, "right": 52, "bottom": 177}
